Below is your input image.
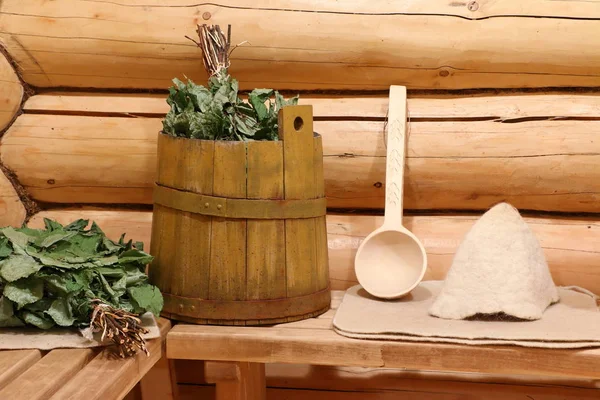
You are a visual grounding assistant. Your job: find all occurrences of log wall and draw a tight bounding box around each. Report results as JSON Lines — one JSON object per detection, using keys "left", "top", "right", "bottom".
{"left": 6, "top": 93, "right": 600, "bottom": 212}
{"left": 2, "top": 0, "right": 600, "bottom": 90}
{"left": 0, "top": 49, "right": 26, "bottom": 227}
{"left": 2, "top": 1, "right": 600, "bottom": 398}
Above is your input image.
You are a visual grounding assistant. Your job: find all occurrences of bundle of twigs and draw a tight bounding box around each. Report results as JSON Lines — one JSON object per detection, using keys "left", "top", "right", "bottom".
{"left": 89, "top": 299, "right": 150, "bottom": 358}
{"left": 186, "top": 24, "right": 231, "bottom": 78}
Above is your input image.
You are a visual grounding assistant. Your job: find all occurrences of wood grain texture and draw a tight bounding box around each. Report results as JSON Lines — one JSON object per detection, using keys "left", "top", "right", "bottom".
{"left": 8, "top": 113, "right": 600, "bottom": 212}
{"left": 167, "top": 300, "right": 600, "bottom": 381}
{"left": 0, "top": 350, "right": 42, "bottom": 391}
{"left": 246, "top": 141, "right": 286, "bottom": 301}
{"left": 23, "top": 91, "right": 600, "bottom": 121}
{"left": 0, "top": 49, "right": 22, "bottom": 132}
{"left": 27, "top": 209, "right": 600, "bottom": 296}
{"left": 0, "top": 167, "right": 26, "bottom": 227}
{"left": 155, "top": 135, "right": 213, "bottom": 300}
{"left": 49, "top": 318, "right": 171, "bottom": 400}
{"left": 0, "top": 349, "right": 96, "bottom": 400}
{"left": 3, "top": 1, "right": 600, "bottom": 89}
{"left": 209, "top": 142, "right": 247, "bottom": 305}
{"left": 280, "top": 106, "right": 318, "bottom": 298}
{"left": 177, "top": 381, "right": 600, "bottom": 400}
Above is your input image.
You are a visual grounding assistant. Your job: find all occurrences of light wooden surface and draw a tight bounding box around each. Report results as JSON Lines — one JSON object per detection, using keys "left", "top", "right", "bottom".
{"left": 8, "top": 112, "right": 600, "bottom": 212}
{"left": 204, "top": 362, "right": 266, "bottom": 400}
{"left": 167, "top": 291, "right": 600, "bottom": 381}
{"left": 0, "top": 50, "right": 22, "bottom": 132}
{"left": 0, "top": 52, "right": 26, "bottom": 227}
{"left": 0, "top": 318, "right": 172, "bottom": 400}
{"left": 0, "top": 167, "right": 26, "bottom": 227}
{"left": 2, "top": 1, "right": 600, "bottom": 89}
{"left": 177, "top": 383, "right": 600, "bottom": 400}
{"left": 27, "top": 209, "right": 600, "bottom": 296}
{"left": 176, "top": 358, "right": 600, "bottom": 396}
{"left": 22, "top": 91, "right": 600, "bottom": 121}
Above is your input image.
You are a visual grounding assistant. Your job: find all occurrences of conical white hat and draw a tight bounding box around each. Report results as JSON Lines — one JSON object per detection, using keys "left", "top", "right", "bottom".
{"left": 429, "top": 202, "right": 560, "bottom": 320}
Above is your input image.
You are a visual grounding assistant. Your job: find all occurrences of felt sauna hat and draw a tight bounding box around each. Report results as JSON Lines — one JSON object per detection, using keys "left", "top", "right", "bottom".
{"left": 428, "top": 202, "right": 560, "bottom": 321}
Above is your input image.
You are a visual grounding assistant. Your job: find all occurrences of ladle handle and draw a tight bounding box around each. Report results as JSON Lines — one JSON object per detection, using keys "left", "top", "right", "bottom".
{"left": 384, "top": 85, "right": 407, "bottom": 228}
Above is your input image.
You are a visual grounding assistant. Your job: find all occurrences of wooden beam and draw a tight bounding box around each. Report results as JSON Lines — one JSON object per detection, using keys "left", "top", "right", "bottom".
{"left": 26, "top": 209, "right": 600, "bottom": 296}
{"left": 5, "top": 113, "right": 600, "bottom": 212}
{"left": 2, "top": 1, "right": 600, "bottom": 90}
{"left": 0, "top": 49, "right": 22, "bottom": 132}
{"left": 0, "top": 167, "right": 26, "bottom": 227}
{"left": 22, "top": 91, "right": 600, "bottom": 121}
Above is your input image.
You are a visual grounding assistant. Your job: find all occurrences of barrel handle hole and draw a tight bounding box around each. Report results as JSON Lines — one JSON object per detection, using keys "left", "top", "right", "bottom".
{"left": 294, "top": 116, "right": 304, "bottom": 131}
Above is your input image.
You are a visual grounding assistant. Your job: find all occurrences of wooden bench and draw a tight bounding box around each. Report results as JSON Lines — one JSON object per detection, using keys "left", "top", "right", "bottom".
{"left": 166, "top": 292, "right": 600, "bottom": 399}
{"left": 3, "top": 1, "right": 600, "bottom": 398}
{"left": 0, "top": 318, "right": 175, "bottom": 400}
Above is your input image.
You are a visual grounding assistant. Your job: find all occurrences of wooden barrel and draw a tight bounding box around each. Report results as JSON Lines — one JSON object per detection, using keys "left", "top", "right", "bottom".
{"left": 148, "top": 105, "right": 331, "bottom": 325}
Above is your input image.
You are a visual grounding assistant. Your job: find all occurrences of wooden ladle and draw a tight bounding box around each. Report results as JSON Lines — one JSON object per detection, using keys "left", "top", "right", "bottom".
{"left": 354, "top": 85, "right": 427, "bottom": 299}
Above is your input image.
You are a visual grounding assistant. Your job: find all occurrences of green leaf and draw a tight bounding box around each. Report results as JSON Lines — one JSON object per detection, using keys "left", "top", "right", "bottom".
{"left": 0, "top": 316, "right": 24, "bottom": 327}
{"left": 38, "top": 230, "right": 76, "bottom": 248}
{"left": 0, "top": 237, "right": 12, "bottom": 258}
{"left": 91, "top": 255, "right": 120, "bottom": 267}
{"left": 63, "top": 219, "right": 89, "bottom": 232}
{"left": 3, "top": 278, "right": 44, "bottom": 309}
{"left": 102, "top": 237, "right": 121, "bottom": 253}
{"left": 23, "top": 298, "right": 53, "bottom": 313}
{"left": 0, "top": 296, "right": 14, "bottom": 320}
{"left": 112, "top": 275, "right": 127, "bottom": 297}
{"left": 128, "top": 285, "right": 163, "bottom": 317}
{"left": 248, "top": 89, "right": 273, "bottom": 122}
{"left": 95, "top": 266, "right": 124, "bottom": 278}
{"left": 1, "top": 227, "right": 32, "bottom": 249}
{"left": 22, "top": 311, "right": 54, "bottom": 329}
{"left": 26, "top": 247, "right": 80, "bottom": 269}
{"left": 118, "top": 249, "right": 153, "bottom": 265}
{"left": 123, "top": 264, "right": 149, "bottom": 287}
{"left": 45, "top": 298, "right": 75, "bottom": 327}
{"left": 44, "top": 218, "right": 64, "bottom": 232}
{"left": 42, "top": 273, "right": 73, "bottom": 295}
{"left": 0, "top": 254, "right": 43, "bottom": 281}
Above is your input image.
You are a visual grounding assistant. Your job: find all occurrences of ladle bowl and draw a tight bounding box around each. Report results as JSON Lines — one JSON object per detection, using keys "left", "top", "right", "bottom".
{"left": 355, "top": 227, "right": 427, "bottom": 299}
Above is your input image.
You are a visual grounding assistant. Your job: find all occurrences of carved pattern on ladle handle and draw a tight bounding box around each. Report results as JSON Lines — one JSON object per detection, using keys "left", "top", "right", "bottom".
{"left": 385, "top": 118, "right": 405, "bottom": 211}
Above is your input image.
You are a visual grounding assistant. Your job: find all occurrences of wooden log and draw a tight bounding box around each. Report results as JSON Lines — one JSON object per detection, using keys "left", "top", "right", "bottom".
{"left": 26, "top": 209, "right": 600, "bottom": 296}
{"left": 23, "top": 91, "right": 600, "bottom": 121}
{"left": 2, "top": 1, "right": 600, "bottom": 90}
{"left": 6, "top": 113, "right": 600, "bottom": 212}
{"left": 0, "top": 50, "right": 22, "bottom": 132}
{"left": 0, "top": 168, "right": 26, "bottom": 227}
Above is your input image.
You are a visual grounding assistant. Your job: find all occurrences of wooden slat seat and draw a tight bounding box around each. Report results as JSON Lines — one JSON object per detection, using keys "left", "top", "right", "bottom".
{"left": 166, "top": 292, "right": 600, "bottom": 399}
{"left": 0, "top": 318, "right": 173, "bottom": 400}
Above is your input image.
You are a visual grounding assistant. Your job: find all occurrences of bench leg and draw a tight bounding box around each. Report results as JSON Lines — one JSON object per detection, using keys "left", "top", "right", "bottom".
{"left": 205, "top": 361, "right": 266, "bottom": 400}
{"left": 140, "top": 354, "right": 179, "bottom": 400}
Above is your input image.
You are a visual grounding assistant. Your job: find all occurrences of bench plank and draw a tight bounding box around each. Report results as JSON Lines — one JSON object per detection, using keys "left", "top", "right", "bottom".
{"left": 0, "top": 350, "right": 43, "bottom": 390}
{"left": 0, "top": 349, "right": 96, "bottom": 400}
{"left": 167, "top": 291, "right": 600, "bottom": 381}
{"left": 49, "top": 318, "right": 171, "bottom": 400}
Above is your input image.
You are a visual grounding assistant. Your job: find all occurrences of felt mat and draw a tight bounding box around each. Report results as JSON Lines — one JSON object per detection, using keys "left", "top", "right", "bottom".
{"left": 333, "top": 281, "right": 600, "bottom": 348}
{"left": 0, "top": 312, "right": 160, "bottom": 350}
